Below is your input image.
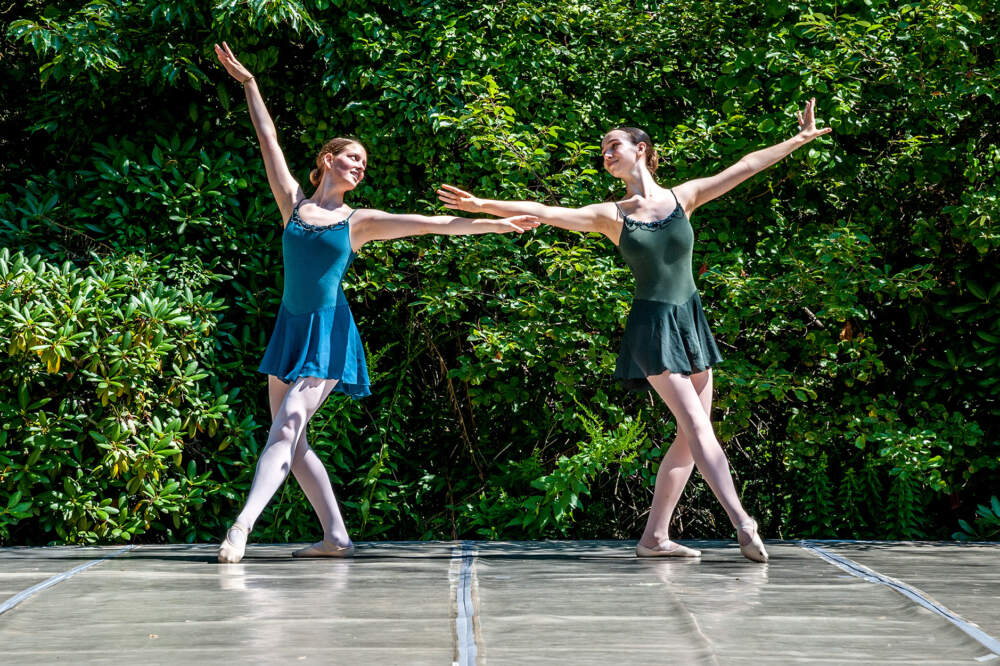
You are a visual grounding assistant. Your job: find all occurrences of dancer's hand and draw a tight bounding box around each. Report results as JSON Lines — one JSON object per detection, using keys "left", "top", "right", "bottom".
{"left": 795, "top": 97, "right": 832, "bottom": 142}
{"left": 437, "top": 184, "right": 484, "bottom": 213}
{"left": 214, "top": 41, "right": 254, "bottom": 84}
{"left": 482, "top": 215, "right": 539, "bottom": 234}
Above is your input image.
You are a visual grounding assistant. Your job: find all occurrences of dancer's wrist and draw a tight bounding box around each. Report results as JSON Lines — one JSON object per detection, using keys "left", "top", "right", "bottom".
{"left": 789, "top": 132, "right": 810, "bottom": 148}
{"left": 473, "top": 218, "right": 503, "bottom": 233}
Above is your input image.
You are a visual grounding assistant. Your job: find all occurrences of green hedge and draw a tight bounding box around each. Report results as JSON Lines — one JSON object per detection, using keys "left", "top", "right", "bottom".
{"left": 2, "top": 0, "right": 997, "bottom": 544}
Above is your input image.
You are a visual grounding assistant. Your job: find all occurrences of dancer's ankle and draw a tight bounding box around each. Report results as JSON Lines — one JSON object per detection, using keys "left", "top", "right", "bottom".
{"left": 228, "top": 521, "right": 250, "bottom": 546}
{"left": 324, "top": 532, "right": 353, "bottom": 549}
{"left": 638, "top": 531, "right": 670, "bottom": 549}
{"left": 733, "top": 514, "right": 753, "bottom": 532}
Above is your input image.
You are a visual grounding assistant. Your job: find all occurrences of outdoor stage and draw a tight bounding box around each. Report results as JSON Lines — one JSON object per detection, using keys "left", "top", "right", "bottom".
{"left": 1, "top": 540, "right": 998, "bottom": 664}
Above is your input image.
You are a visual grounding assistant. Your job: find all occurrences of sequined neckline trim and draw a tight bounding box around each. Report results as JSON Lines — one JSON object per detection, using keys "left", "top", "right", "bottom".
{"left": 287, "top": 203, "right": 353, "bottom": 233}
{"left": 621, "top": 201, "right": 684, "bottom": 232}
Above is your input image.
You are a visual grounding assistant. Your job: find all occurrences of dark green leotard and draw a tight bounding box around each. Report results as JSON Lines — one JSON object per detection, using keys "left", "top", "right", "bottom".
{"left": 612, "top": 190, "right": 723, "bottom": 390}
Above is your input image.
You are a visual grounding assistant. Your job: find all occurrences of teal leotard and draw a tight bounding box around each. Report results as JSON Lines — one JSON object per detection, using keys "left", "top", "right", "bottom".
{"left": 257, "top": 199, "right": 370, "bottom": 399}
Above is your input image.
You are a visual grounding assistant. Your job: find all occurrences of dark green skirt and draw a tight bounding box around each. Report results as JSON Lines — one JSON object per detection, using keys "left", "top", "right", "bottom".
{"left": 613, "top": 291, "right": 723, "bottom": 391}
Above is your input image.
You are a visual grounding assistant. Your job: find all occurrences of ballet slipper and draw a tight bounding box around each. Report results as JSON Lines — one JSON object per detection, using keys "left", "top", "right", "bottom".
{"left": 636, "top": 540, "right": 702, "bottom": 558}
{"left": 218, "top": 522, "right": 249, "bottom": 564}
{"left": 292, "top": 539, "right": 355, "bottom": 558}
{"left": 737, "top": 518, "right": 769, "bottom": 563}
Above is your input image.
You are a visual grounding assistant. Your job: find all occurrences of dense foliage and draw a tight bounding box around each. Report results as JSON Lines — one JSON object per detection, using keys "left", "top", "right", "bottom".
{"left": 2, "top": 0, "right": 997, "bottom": 545}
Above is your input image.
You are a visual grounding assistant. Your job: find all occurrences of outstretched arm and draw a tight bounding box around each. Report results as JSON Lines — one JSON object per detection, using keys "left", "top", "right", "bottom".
{"left": 214, "top": 41, "right": 302, "bottom": 222}
{"left": 437, "top": 185, "right": 618, "bottom": 240}
{"left": 674, "top": 97, "right": 832, "bottom": 214}
{"left": 350, "top": 210, "right": 538, "bottom": 251}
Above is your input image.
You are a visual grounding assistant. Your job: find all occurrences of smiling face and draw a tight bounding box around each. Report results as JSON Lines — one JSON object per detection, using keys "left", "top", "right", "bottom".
{"left": 324, "top": 142, "right": 367, "bottom": 190}
{"left": 601, "top": 127, "right": 659, "bottom": 182}
{"left": 601, "top": 130, "right": 646, "bottom": 179}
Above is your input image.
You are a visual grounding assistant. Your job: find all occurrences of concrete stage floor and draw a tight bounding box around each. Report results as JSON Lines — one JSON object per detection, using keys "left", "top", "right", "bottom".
{"left": 1, "top": 540, "right": 998, "bottom": 664}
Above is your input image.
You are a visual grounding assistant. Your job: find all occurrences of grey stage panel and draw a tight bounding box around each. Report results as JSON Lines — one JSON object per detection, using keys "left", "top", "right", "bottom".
{"left": 820, "top": 541, "right": 1000, "bottom": 640}
{"left": 0, "top": 542, "right": 456, "bottom": 664}
{"left": 0, "top": 545, "right": 128, "bottom": 606}
{"left": 472, "top": 540, "right": 994, "bottom": 664}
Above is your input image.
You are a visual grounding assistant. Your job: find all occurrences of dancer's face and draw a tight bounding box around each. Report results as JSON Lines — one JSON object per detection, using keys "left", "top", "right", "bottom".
{"left": 325, "top": 142, "right": 367, "bottom": 189}
{"left": 601, "top": 130, "right": 646, "bottom": 179}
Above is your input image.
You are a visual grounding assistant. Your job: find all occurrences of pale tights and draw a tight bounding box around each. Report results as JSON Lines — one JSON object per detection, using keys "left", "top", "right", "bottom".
{"left": 639, "top": 368, "right": 752, "bottom": 547}
{"left": 227, "top": 376, "right": 351, "bottom": 548}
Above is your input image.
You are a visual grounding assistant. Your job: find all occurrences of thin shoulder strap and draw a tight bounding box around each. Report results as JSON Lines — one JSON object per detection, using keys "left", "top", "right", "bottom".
{"left": 669, "top": 188, "right": 681, "bottom": 209}
{"left": 344, "top": 207, "right": 359, "bottom": 223}
{"left": 613, "top": 202, "right": 626, "bottom": 220}
{"left": 286, "top": 198, "right": 305, "bottom": 226}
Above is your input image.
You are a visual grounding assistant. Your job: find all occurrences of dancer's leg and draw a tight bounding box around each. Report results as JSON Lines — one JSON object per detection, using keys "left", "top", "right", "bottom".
{"left": 290, "top": 443, "right": 352, "bottom": 549}
{"left": 645, "top": 370, "right": 751, "bottom": 530}
{"left": 219, "top": 376, "right": 337, "bottom": 561}
{"left": 638, "top": 369, "right": 712, "bottom": 549}
{"left": 267, "top": 376, "right": 352, "bottom": 548}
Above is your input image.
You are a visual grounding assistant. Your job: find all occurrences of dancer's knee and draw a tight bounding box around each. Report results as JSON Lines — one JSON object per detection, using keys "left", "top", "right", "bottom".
{"left": 271, "top": 409, "right": 306, "bottom": 444}
{"left": 664, "top": 433, "right": 695, "bottom": 463}
{"left": 691, "top": 421, "right": 716, "bottom": 445}
{"left": 291, "top": 432, "right": 311, "bottom": 465}
{"left": 675, "top": 413, "right": 711, "bottom": 441}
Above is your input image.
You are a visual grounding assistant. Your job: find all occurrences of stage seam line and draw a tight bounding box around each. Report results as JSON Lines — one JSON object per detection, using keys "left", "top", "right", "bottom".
{"left": 452, "top": 540, "right": 479, "bottom": 666}
{"left": 801, "top": 541, "right": 1000, "bottom": 657}
{"left": 0, "top": 545, "right": 136, "bottom": 617}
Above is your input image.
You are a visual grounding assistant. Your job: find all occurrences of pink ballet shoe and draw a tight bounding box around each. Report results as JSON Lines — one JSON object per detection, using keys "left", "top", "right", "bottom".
{"left": 737, "top": 518, "right": 768, "bottom": 563}
{"left": 292, "top": 539, "right": 355, "bottom": 558}
{"left": 218, "top": 522, "right": 249, "bottom": 563}
{"left": 636, "top": 540, "right": 701, "bottom": 558}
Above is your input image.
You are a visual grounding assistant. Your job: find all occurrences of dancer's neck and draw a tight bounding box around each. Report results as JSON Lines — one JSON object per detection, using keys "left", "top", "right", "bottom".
{"left": 310, "top": 182, "right": 349, "bottom": 209}
{"left": 622, "top": 167, "right": 665, "bottom": 200}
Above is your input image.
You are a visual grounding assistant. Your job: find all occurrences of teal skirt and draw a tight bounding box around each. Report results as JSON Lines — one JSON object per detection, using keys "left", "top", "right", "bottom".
{"left": 257, "top": 303, "right": 371, "bottom": 399}
{"left": 613, "top": 291, "right": 723, "bottom": 391}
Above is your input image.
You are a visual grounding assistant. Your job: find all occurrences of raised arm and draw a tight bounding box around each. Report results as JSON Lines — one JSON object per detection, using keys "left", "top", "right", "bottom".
{"left": 437, "top": 185, "right": 618, "bottom": 240}
{"left": 214, "top": 41, "right": 302, "bottom": 222}
{"left": 674, "top": 98, "right": 832, "bottom": 214}
{"left": 349, "top": 210, "right": 538, "bottom": 252}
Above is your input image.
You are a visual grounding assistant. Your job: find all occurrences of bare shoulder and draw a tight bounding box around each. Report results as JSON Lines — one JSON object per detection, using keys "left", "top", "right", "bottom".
{"left": 670, "top": 182, "right": 700, "bottom": 218}
{"left": 581, "top": 201, "right": 620, "bottom": 235}
{"left": 349, "top": 208, "right": 410, "bottom": 236}
{"left": 350, "top": 208, "right": 393, "bottom": 224}
{"left": 345, "top": 207, "right": 372, "bottom": 221}
{"left": 583, "top": 201, "right": 619, "bottom": 217}
{"left": 347, "top": 206, "right": 417, "bottom": 236}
